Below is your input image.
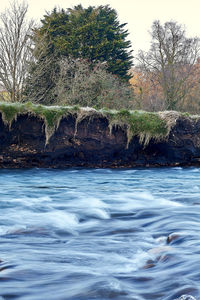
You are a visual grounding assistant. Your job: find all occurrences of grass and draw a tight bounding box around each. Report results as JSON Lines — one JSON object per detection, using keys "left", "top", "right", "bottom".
{"left": 104, "top": 109, "right": 169, "bottom": 146}
{"left": 0, "top": 102, "right": 81, "bottom": 143}
{"left": 0, "top": 102, "right": 25, "bottom": 125}
{"left": 0, "top": 102, "right": 189, "bottom": 146}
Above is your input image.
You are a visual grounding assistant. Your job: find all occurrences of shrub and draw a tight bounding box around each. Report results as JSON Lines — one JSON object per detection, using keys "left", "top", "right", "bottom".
{"left": 26, "top": 57, "right": 136, "bottom": 110}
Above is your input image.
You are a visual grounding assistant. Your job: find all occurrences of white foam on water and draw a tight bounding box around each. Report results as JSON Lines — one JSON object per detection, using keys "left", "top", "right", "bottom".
{"left": 120, "top": 169, "right": 137, "bottom": 174}
{"left": 0, "top": 225, "right": 26, "bottom": 235}
{"left": 83, "top": 196, "right": 108, "bottom": 208}
{"left": 157, "top": 197, "right": 183, "bottom": 207}
{"left": 64, "top": 194, "right": 110, "bottom": 220}
{"left": 108, "top": 278, "right": 122, "bottom": 291}
{"left": 77, "top": 220, "right": 100, "bottom": 232}
{"left": 112, "top": 191, "right": 183, "bottom": 211}
{"left": 148, "top": 245, "right": 173, "bottom": 256}
{"left": 1, "top": 210, "right": 79, "bottom": 235}
{"left": 190, "top": 168, "right": 200, "bottom": 173}
{"left": 84, "top": 208, "right": 110, "bottom": 219}
{"left": 116, "top": 250, "right": 152, "bottom": 273}
{"left": 98, "top": 250, "right": 152, "bottom": 274}
{"left": 155, "top": 236, "right": 167, "bottom": 244}
{"left": 1, "top": 193, "right": 111, "bottom": 235}
{"left": 42, "top": 211, "right": 79, "bottom": 229}
{"left": 174, "top": 296, "right": 197, "bottom": 300}
{"left": 0, "top": 224, "right": 29, "bottom": 235}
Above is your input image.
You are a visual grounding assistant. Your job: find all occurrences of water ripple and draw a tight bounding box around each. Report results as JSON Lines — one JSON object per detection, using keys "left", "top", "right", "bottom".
{"left": 0, "top": 167, "right": 200, "bottom": 299}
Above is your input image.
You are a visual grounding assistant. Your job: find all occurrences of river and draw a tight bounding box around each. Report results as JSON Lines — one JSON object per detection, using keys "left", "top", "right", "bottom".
{"left": 0, "top": 168, "right": 200, "bottom": 300}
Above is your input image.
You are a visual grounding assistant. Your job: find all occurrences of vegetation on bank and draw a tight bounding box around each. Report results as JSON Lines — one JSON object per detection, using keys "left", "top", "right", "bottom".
{"left": 106, "top": 109, "right": 168, "bottom": 146}
{"left": 0, "top": 2, "right": 200, "bottom": 113}
{"left": 0, "top": 102, "right": 80, "bottom": 142}
{"left": 0, "top": 102, "right": 193, "bottom": 146}
{"left": 32, "top": 5, "right": 133, "bottom": 81}
{"left": 25, "top": 58, "right": 134, "bottom": 109}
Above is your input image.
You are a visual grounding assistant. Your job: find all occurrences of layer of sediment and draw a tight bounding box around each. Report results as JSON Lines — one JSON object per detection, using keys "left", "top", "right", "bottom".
{"left": 0, "top": 102, "right": 200, "bottom": 168}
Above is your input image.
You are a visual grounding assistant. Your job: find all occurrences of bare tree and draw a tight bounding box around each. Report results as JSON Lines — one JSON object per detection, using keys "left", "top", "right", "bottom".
{"left": 26, "top": 55, "right": 135, "bottom": 109}
{"left": 52, "top": 57, "right": 136, "bottom": 109}
{"left": 137, "top": 20, "right": 200, "bottom": 110}
{"left": 0, "top": 0, "right": 34, "bottom": 102}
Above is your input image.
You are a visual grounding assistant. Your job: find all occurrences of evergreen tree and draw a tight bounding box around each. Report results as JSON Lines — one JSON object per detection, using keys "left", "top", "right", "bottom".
{"left": 33, "top": 5, "right": 133, "bottom": 81}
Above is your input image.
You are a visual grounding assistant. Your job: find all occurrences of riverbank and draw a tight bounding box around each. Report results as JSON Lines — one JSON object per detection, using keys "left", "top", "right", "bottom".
{"left": 0, "top": 102, "right": 200, "bottom": 168}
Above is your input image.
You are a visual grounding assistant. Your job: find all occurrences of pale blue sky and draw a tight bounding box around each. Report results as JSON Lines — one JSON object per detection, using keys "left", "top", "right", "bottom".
{"left": 1, "top": 0, "right": 200, "bottom": 55}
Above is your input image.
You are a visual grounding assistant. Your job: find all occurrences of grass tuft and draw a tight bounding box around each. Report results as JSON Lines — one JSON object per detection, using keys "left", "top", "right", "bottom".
{"left": 105, "top": 110, "right": 169, "bottom": 147}
{"left": 0, "top": 102, "right": 24, "bottom": 125}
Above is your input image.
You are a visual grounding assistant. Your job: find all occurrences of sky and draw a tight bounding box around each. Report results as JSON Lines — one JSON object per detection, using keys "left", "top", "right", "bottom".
{"left": 1, "top": 0, "right": 200, "bottom": 57}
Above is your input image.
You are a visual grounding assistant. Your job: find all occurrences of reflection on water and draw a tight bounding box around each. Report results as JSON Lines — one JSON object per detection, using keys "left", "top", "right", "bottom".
{"left": 0, "top": 167, "right": 200, "bottom": 299}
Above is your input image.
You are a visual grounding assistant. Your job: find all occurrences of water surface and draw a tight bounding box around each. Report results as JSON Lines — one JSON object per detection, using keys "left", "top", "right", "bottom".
{"left": 0, "top": 168, "right": 200, "bottom": 300}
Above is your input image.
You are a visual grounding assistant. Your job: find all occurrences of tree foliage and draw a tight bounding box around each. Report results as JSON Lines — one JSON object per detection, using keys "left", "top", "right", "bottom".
{"left": 33, "top": 4, "right": 133, "bottom": 81}
{"left": 137, "top": 20, "right": 200, "bottom": 110}
{"left": 130, "top": 60, "right": 200, "bottom": 113}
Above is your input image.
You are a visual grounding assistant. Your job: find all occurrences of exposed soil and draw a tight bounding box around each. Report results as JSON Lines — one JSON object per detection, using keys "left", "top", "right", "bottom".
{"left": 1, "top": 112, "right": 200, "bottom": 168}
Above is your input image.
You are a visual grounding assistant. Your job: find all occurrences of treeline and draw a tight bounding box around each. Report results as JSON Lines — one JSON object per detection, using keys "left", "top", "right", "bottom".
{"left": 130, "top": 21, "right": 200, "bottom": 113}
{"left": 0, "top": 1, "right": 199, "bottom": 113}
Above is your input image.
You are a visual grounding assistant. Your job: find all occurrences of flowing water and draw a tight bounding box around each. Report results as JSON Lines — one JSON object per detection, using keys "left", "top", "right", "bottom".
{"left": 0, "top": 168, "right": 200, "bottom": 300}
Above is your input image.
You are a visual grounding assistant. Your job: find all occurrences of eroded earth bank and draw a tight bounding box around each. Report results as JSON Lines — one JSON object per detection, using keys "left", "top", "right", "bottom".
{"left": 0, "top": 103, "right": 200, "bottom": 168}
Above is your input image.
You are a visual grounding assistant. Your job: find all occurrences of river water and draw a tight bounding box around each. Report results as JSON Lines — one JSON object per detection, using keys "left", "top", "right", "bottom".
{"left": 0, "top": 168, "right": 200, "bottom": 300}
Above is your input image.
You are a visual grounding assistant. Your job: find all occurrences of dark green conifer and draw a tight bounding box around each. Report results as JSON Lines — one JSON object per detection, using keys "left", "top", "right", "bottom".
{"left": 35, "top": 5, "right": 133, "bottom": 80}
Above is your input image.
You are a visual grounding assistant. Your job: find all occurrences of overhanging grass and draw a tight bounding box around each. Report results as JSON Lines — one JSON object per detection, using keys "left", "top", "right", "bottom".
{"left": 0, "top": 102, "right": 80, "bottom": 126}
{"left": 0, "top": 102, "right": 188, "bottom": 146}
{"left": 0, "top": 102, "right": 81, "bottom": 143}
{"left": 103, "top": 109, "right": 169, "bottom": 146}
{"left": 0, "top": 102, "right": 24, "bottom": 124}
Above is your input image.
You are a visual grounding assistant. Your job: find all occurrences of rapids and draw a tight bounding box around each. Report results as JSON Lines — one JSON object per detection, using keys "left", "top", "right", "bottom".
{"left": 0, "top": 168, "right": 200, "bottom": 300}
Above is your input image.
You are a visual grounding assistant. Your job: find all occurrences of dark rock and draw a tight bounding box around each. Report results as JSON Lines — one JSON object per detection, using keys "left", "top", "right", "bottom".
{"left": 143, "top": 259, "right": 155, "bottom": 269}
{"left": 167, "top": 233, "right": 181, "bottom": 244}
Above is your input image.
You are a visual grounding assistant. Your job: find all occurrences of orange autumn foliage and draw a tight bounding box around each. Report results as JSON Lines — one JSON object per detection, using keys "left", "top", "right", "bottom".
{"left": 182, "top": 58, "right": 200, "bottom": 113}
{"left": 129, "top": 69, "right": 165, "bottom": 111}
{"left": 130, "top": 60, "right": 200, "bottom": 113}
